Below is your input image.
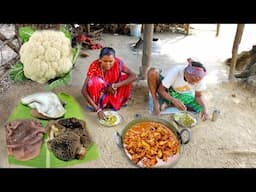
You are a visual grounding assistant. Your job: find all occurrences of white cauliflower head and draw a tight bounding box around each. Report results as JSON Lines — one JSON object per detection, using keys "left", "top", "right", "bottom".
{"left": 20, "top": 30, "right": 74, "bottom": 83}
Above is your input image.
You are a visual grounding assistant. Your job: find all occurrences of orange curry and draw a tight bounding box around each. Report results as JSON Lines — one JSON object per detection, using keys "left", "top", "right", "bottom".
{"left": 123, "top": 121, "right": 180, "bottom": 167}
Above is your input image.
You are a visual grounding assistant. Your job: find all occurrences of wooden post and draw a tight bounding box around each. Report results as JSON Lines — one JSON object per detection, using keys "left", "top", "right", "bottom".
{"left": 87, "top": 24, "right": 90, "bottom": 33}
{"left": 185, "top": 24, "right": 190, "bottom": 35}
{"left": 228, "top": 24, "right": 245, "bottom": 80}
{"left": 216, "top": 24, "right": 220, "bottom": 37}
{"left": 140, "top": 24, "right": 154, "bottom": 79}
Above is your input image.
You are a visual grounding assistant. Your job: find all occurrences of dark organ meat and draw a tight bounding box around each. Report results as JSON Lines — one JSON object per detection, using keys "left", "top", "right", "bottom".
{"left": 5, "top": 119, "right": 45, "bottom": 161}
{"left": 46, "top": 118, "right": 92, "bottom": 161}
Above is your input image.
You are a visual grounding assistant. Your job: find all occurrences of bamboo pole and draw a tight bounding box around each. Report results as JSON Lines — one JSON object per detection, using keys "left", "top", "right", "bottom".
{"left": 0, "top": 32, "right": 19, "bottom": 53}
{"left": 87, "top": 24, "right": 90, "bottom": 33}
{"left": 228, "top": 24, "right": 245, "bottom": 80}
{"left": 216, "top": 24, "right": 220, "bottom": 37}
{"left": 140, "top": 24, "right": 154, "bottom": 80}
{"left": 185, "top": 24, "right": 190, "bottom": 35}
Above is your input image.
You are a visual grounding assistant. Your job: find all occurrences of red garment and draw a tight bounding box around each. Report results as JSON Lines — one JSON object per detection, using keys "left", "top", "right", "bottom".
{"left": 85, "top": 57, "right": 131, "bottom": 111}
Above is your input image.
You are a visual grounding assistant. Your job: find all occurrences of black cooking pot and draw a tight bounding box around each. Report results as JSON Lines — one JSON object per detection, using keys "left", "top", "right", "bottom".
{"left": 114, "top": 117, "right": 191, "bottom": 168}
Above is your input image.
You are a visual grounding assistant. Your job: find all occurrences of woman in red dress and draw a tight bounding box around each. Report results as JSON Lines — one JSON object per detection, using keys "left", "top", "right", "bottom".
{"left": 81, "top": 47, "right": 137, "bottom": 120}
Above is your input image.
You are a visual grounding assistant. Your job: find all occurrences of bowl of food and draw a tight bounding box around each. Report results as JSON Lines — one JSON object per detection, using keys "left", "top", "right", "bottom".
{"left": 114, "top": 117, "right": 191, "bottom": 168}
{"left": 173, "top": 111, "right": 197, "bottom": 128}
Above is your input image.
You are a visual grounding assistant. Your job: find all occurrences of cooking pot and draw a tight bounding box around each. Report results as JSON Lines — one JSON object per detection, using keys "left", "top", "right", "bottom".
{"left": 114, "top": 117, "right": 191, "bottom": 168}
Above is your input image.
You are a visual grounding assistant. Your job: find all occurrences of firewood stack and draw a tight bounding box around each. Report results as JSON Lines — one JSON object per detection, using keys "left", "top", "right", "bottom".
{"left": 232, "top": 45, "right": 256, "bottom": 88}
{"left": 154, "top": 24, "right": 190, "bottom": 34}
{"left": 0, "top": 24, "right": 20, "bottom": 79}
{"left": 102, "top": 24, "right": 130, "bottom": 35}
{"left": 15, "top": 24, "right": 61, "bottom": 30}
{"left": 101, "top": 24, "right": 189, "bottom": 35}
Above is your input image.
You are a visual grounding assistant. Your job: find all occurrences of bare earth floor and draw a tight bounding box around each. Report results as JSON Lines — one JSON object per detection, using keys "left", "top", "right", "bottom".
{"left": 1, "top": 24, "right": 256, "bottom": 168}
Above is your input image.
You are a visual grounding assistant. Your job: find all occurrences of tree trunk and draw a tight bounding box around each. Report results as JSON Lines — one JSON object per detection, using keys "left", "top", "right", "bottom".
{"left": 140, "top": 24, "right": 154, "bottom": 80}
{"left": 228, "top": 24, "right": 245, "bottom": 80}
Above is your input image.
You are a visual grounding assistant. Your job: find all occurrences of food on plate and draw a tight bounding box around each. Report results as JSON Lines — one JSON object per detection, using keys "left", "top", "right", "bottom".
{"left": 100, "top": 114, "right": 117, "bottom": 126}
{"left": 46, "top": 118, "right": 92, "bottom": 161}
{"left": 98, "top": 111, "right": 121, "bottom": 127}
{"left": 106, "top": 114, "right": 117, "bottom": 124}
{"left": 21, "top": 92, "right": 66, "bottom": 119}
{"left": 5, "top": 119, "right": 45, "bottom": 161}
{"left": 174, "top": 112, "right": 196, "bottom": 127}
{"left": 123, "top": 121, "right": 180, "bottom": 168}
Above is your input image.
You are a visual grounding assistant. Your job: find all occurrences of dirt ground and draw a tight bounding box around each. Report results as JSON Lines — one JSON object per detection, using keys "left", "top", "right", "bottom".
{"left": 1, "top": 24, "right": 256, "bottom": 168}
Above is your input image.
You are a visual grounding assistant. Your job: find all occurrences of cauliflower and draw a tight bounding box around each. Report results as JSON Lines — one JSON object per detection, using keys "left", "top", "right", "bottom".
{"left": 20, "top": 30, "right": 74, "bottom": 83}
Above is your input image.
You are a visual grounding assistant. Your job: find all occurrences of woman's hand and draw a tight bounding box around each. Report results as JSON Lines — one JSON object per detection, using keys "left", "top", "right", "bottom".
{"left": 201, "top": 108, "right": 209, "bottom": 121}
{"left": 97, "top": 110, "right": 107, "bottom": 120}
{"left": 171, "top": 98, "right": 187, "bottom": 111}
{"left": 105, "top": 84, "right": 117, "bottom": 95}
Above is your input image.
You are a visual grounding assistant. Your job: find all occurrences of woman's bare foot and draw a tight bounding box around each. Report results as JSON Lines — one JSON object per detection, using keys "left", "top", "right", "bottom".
{"left": 152, "top": 103, "right": 160, "bottom": 115}
{"left": 160, "top": 102, "right": 168, "bottom": 111}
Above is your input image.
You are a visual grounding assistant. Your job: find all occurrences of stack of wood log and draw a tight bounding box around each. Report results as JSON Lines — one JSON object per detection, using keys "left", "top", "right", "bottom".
{"left": 0, "top": 24, "right": 20, "bottom": 78}
{"left": 91, "top": 24, "right": 190, "bottom": 35}
{"left": 154, "top": 24, "right": 190, "bottom": 34}
{"left": 226, "top": 45, "right": 256, "bottom": 87}
{"left": 102, "top": 24, "right": 190, "bottom": 34}
{"left": 15, "top": 24, "right": 61, "bottom": 30}
{"left": 13, "top": 24, "right": 191, "bottom": 37}
{"left": 100, "top": 24, "right": 130, "bottom": 34}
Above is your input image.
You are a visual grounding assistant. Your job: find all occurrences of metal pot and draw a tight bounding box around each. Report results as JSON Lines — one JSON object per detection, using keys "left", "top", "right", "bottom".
{"left": 114, "top": 117, "right": 191, "bottom": 168}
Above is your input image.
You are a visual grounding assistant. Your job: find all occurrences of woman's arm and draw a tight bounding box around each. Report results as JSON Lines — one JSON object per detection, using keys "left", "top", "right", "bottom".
{"left": 195, "top": 91, "right": 209, "bottom": 121}
{"left": 158, "top": 84, "right": 187, "bottom": 111}
{"left": 81, "top": 77, "right": 106, "bottom": 120}
{"left": 112, "top": 66, "right": 137, "bottom": 89}
{"left": 81, "top": 77, "right": 99, "bottom": 111}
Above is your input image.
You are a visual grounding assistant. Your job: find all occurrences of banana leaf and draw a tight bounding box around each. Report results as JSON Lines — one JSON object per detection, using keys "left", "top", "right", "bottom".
{"left": 7, "top": 92, "right": 99, "bottom": 168}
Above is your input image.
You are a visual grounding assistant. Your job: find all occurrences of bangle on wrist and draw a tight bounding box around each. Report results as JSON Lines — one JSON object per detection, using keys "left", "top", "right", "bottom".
{"left": 96, "top": 108, "right": 102, "bottom": 113}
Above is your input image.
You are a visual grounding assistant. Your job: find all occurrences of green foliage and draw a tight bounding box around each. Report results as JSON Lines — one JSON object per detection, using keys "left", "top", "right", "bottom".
{"left": 60, "top": 26, "right": 80, "bottom": 65}
{"left": 60, "top": 26, "right": 72, "bottom": 41}
{"left": 72, "top": 44, "right": 81, "bottom": 65}
{"left": 9, "top": 62, "right": 28, "bottom": 82}
{"left": 47, "top": 72, "right": 71, "bottom": 89}
{"left": 18, "top": 26, "right": 35, "bottom": 42}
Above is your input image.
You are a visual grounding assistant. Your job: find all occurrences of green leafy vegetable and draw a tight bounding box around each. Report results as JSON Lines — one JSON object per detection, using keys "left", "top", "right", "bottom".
{"left": 60, "top": 26, "right": 72, "bottom": 41}
{"left": 47, "top": 72, "right": 71, "bottom": 89}
{"left": 9, "top": 62, "right": 28, "bottom": 82}
{"left": 18, "top": 26, "right": 35, "bottom": 42}
{"left": 72, "top": 44, "right": 81, "bottom": 65}
{"left": 60, "top": 26, "right": 80, "bottom": 65}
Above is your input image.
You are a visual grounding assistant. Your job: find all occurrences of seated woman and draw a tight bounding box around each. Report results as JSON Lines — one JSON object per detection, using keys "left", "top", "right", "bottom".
{"left": 147, "top": 58, "right": 209, "bottom": 121}
{"left": 81, "top": 47, "right": 137, "bottom": 120}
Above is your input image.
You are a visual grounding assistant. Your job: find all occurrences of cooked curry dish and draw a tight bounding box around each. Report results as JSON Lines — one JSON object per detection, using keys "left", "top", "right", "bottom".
{"left": 123, "top": 121, "right": 180, "bottom": 168}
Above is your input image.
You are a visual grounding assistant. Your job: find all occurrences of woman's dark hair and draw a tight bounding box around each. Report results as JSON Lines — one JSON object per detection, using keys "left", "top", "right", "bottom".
{"left": 99, "top": 47, "right": 116, "bottom": 58}
{"left": 191, "top": 61, "right": 206, "bottom": 72}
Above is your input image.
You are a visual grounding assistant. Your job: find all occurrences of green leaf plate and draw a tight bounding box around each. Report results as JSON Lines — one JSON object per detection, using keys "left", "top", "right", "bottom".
{"left": 7, "top": 92, "right": 99, "bottom": 168}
